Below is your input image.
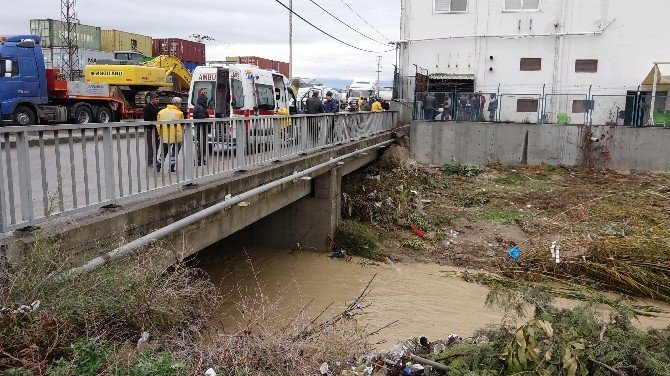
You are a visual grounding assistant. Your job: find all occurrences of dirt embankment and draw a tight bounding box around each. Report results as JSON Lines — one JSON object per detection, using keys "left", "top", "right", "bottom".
{"left": 342, "top": 138, "right": 670, "bottom": 300}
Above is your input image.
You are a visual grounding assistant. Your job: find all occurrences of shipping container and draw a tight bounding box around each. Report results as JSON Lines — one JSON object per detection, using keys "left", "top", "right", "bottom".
{"left": 30, "top": 19, "right": 102, "bottom": 50}
{"left": 101, "top": 29, "right": 152, "bottom": 57}
{"left": 227, "top": 56, "right": 290, "bottom": 77}
{"left": 152, "top": 38, "right": 205, "bottom": 64}
{"left": 42, "top": 47, "right": 114, "bottom": 70}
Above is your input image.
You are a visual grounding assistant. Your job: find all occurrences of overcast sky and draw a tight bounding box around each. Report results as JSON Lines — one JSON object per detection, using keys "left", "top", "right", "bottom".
{"left": 3, "top": 0, "right": 401, "bottom": 84}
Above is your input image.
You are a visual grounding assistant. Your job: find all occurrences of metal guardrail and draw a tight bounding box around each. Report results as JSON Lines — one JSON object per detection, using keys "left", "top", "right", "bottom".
{"left": 0, "top": 111, "right": 397, "bottom": 233}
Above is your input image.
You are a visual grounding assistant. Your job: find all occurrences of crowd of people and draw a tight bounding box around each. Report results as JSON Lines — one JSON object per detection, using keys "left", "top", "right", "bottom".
{"left": 423, "top": 91, "right": 498, "bottom": 122}
{"left": 304, "top": 91, "right": 391, "bottom": 115}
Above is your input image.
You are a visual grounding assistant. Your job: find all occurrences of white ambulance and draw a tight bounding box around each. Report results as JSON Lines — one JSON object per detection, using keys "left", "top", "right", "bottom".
{"left": 187, "top": 64, "right": 297, "bottom": 153}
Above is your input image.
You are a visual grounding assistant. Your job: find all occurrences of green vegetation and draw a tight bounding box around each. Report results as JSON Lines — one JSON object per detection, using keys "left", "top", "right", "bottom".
{"left": 431, "top": 286, "right": 670, "bottom": 376}
{"left": 477, "top": 208, "right": 532, "bottom": 225}
{"left": 442, "top": 163, "right": 484, "bottom": 177}
{"left": 402, "top": 239, "right": 432, "bottom": 252}
{"left": 406, "top": 212, "right": 450, "bottom": 232}
{"left": 333, "top": 220, "right": 381, "bottom": 260}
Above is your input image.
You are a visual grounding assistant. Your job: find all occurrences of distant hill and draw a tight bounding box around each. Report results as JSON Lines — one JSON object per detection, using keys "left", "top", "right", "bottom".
{"left": 317, "top": 78, "right": 393, "bottom": 90}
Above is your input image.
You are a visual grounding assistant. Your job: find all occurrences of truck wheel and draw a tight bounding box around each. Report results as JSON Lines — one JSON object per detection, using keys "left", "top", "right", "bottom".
{"left": 13, "top": 105, "right": 36, "bottom": 126}
{"left": 95, "top": 107, "right": 113, "bottom": 123}
{"left": 74, "top": 106, "right": 93, "bottom": 124}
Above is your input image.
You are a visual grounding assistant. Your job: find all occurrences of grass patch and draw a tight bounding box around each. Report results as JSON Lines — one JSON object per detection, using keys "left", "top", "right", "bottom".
{"left": 403, "top": 239, "right": 432, "bottom": 251}
{"left": 406, "top": 213, "right": 451, "bottom": 232}
{"left": 333, "top": 220, "right": 381, "bottom": 260}
{"left": 442, "top": 163, "right": 484, "bottom": 177}
{"left": 477, "top": 208, "right": 532, "bottom": 225}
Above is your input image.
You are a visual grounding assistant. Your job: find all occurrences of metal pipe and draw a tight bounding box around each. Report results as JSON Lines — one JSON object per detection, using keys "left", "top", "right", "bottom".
{"left": 63, "top": 138, "right": 395, "bottom": 278}
{"left": 409, "top": 355, "right": 450, "bottom": 372}
{"left": 650, "top": 63, "right": 659, "bottom": 126}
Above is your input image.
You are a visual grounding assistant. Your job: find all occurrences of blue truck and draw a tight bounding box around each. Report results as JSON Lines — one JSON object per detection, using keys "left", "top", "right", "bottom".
{"left": 1, "top": 34, "right": 126, "bottom": 126}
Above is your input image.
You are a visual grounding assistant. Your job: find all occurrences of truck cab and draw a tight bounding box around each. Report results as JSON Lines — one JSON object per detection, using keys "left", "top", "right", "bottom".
{"left": 0, "top": 35, "right": 48, "bottom": 125}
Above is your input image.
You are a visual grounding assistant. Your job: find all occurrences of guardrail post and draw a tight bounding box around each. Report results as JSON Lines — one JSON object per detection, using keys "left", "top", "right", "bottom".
{"left": 320, "top": 115, "right": 328, "bottom": 148}
{"left": 102, "top": 126, "right": 117, "bottom": 204}
{"left": 236, "top": 121, "right": 246, "bottom": 170}
{"left": 300, "top": 116, "right": 308, "bottom": 154}
{"left": 15, "top": 131, "right": 34, "bottom": 223}
{"left": 183, "top": 122, "right": 195, "bottom": 183}
{"left": 273, "top": 118, "right": 282, "bottom": 160}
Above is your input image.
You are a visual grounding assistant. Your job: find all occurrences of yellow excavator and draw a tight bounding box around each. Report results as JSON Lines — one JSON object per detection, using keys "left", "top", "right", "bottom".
{"left": 84, "top": 51, "right": 193, "bottom": 113}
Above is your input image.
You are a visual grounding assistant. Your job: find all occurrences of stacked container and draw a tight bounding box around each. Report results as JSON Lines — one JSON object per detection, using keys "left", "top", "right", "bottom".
{"left": 226, "top": 56, "right": 290, "bottom": 77}
{"left": 41, "top": 48, "right": 113, "bottom": 69}
{"left": 153, "top": 38, "right": 205, "bottom": 63}
{"left": 30, "top": 19, "right": 102, "bottom": 50}
{"left": 101, "top": 29, "right": 153, "bottom": 57}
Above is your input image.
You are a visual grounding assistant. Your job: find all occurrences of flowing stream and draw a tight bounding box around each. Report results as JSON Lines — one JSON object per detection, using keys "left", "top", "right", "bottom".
{"left": 193, "top": 243, "right": 670, "bottom": 349}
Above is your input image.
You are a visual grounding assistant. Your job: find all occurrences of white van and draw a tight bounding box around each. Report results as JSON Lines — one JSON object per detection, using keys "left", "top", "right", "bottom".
{"left": 187, "top": 64, "right": 297, "bottom": 153}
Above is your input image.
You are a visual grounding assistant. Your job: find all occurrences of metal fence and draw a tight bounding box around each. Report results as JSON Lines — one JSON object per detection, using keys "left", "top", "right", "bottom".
{"left": 0, "top": 111, "right": 397, "bottom": 232}
{"left": 413, "top": 90, "right": 670, "bottom": 127}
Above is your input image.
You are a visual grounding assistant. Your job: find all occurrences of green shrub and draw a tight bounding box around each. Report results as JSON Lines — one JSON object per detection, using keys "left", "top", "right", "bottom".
{"left": 403, "top": 239, "right": 431, "bottom": 251}
{"left": 442, "top": 163, "right": 483, "bottom": 177}
{"left": 333, "top": 221, "right": 381, "bottom": 260}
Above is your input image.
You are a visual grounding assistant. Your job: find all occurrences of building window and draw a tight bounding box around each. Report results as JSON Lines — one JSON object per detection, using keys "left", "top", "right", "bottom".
{"left": 572, "top": 100, "right": 594, "bottom": 113}
{"left": 434, "top": 0, "right": 468, "bottom": 13}
{"left": 504, "top": 0, "right": 540, "bottom": 12}
{"left": 575, "top": 59, "right": 598, "bottom": 73}
{"left": 520, "top": 58, "right": 542, "bottom": 71}
{"left": 517, "top": 99, "right": 539, "bottom": 112}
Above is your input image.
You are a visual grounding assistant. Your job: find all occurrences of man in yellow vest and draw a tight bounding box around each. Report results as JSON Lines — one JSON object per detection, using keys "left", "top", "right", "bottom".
{"left": 156, "top": 97, "right": 184, "bottom": 172}
{"left": 371, "top": 98, "right": 383, "bottom": 111}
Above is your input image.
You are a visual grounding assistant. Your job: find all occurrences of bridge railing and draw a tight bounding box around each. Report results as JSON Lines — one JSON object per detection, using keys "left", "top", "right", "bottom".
{"left": 0, "top": 111, "right": 397, "bottom": 233}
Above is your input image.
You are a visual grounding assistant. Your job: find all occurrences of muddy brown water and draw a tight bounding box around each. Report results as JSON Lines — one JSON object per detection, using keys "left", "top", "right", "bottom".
{"left": 193, "top": 244, "right": 670, "bottom": 349}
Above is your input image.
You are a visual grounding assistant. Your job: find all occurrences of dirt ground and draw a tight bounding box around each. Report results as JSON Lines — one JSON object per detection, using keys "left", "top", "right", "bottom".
{"left": 342, "top": 142, "right": 670, "bottom": 277}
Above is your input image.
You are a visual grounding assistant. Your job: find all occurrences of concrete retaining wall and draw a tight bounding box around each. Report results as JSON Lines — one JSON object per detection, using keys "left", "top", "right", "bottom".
{"left": 410, "top": 122, "right": 670, "bottom": 171}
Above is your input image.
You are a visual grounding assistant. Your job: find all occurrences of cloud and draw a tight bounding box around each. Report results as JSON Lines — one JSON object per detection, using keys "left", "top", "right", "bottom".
{"left": 3, "top": 0, "right": 400, "bottom": 81}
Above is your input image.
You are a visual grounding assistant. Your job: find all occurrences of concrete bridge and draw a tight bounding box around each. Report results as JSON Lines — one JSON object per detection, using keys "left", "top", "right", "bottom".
{"left": 0, "top": 112, "right": 400, "bottom": 268}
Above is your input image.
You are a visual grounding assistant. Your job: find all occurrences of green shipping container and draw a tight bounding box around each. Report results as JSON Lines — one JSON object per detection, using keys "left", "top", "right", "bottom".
{"left": 101, "top": 29, "right": 153, "bottom": 58}
{"left": 29, "top": 18, "right": 102, "bottom": 50}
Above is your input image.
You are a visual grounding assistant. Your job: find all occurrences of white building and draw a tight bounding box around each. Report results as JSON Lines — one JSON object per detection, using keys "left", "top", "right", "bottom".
{"left": 399, "top": 0, "right": 670, "bottom": 124}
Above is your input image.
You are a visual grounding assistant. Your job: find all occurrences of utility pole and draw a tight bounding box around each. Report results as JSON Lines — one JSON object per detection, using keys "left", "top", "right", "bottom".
{"left": 289, "top": 0, "right": 293, "bottom": 82}
{"left": 376, "top": 56, "right": 382, "bottom": 97}
{"left": 61, "top": 0, "right": 80, "bottom": 80}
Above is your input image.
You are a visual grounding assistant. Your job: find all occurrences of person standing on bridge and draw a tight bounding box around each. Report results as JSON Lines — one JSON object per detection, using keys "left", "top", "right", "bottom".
{"left": 323, "top": 91, "right": 339, "bottom": 143}
{"left": 192, "top": 93, "right": 210, "bottom": 167}
{"left": 156, "top": 97, "right": 184, "bottom": 172}
{"left": 306, "top": 91, "right": 323, "bottom": 147}
{"left": 143, "top": 93, "right": 161, "bottom": 167}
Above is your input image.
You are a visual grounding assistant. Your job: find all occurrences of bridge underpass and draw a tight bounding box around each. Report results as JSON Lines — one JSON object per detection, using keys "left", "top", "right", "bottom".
{"left": 0, "top": 112, "right": 402, "bottom": 271}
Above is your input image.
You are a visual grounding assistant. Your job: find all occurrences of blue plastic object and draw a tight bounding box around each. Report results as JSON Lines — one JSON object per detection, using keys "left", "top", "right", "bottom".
{"left": 508, "top": 246, "right": 522, "bottom": 260}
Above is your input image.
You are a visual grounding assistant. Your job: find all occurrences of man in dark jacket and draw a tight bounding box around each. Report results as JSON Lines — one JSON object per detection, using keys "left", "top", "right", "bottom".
{"left": 306, "top": 91, "right": 323, "bottom": 114}
{"left": 323, "top": 91, "right": 339, "bottom": 114}
{"left": 305, "top": 91, "right": 323, "bottom": 146}
{"left": 143, "top": 93, "right": 160, "bottom": 167}
{"left": 423, "top": 93, "right": 437, "bottom": 121}
{"left": 323, "top": 91, "right": 339, "bottom": 143}
{"left": 193, "top": 93, "right": 210, "bottom": 166}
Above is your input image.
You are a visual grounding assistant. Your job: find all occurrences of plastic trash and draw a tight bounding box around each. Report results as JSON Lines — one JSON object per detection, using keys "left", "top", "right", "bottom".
{"left": 319, "top": 362, "right": 329, "bottom": 375}
{"left": 508, "top": 246, "right": 522, "bottom": 260}
{"left": 331, "top": 249, "right": 346, "bottom": 259}
{"left": 204, "top": 368, "right": 217, "bottom": 376}
{"left": 136, "top": 332, "right": 150, "bottom": 348}
{"left": 410, "top": 224, "right": 425, "bottom": 238}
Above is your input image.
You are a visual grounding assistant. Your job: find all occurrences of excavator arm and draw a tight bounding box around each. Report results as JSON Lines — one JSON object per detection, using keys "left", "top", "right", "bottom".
{"left": 145, "top": 55, "right": 193, "bottom": 90}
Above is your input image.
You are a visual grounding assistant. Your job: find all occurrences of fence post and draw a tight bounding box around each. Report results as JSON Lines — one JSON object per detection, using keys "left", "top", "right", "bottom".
{"left": 15, "top": 131, "right": 34, "bottom": 224}
{"left": 183, "top": 122, "right": 195, "bottom": 184}
{"left": 102, "top": 125, "right": 117, "bottom": 203}
{"left": 273, "top": 118, "right": 282, "bottom": 160}
{"left": 235, "top": 121, "right": 246, "bottom": 170}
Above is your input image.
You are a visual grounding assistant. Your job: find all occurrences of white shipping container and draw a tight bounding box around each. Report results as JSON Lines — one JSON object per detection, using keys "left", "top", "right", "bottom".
{"left": 42, "top": 48, "right": 114, "bottom": 69}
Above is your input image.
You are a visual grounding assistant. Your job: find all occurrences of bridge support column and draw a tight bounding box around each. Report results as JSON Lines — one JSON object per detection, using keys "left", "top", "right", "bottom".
{"left": 250, "top": 167, "right": 342, "bottom": 252}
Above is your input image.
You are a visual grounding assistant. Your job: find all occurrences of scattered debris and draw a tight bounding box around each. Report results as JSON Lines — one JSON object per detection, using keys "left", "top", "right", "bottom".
{"left": 136, "top": 331, "right": 150, "bottom": 348}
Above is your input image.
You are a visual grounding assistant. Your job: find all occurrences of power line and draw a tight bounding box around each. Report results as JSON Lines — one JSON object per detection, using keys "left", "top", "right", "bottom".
{"left": 272, "top": 0, "right": 393, "bottom": 54}
{"left": 338, "top": 0, "right": 391, "bottom": 43}
{"left": 308, "top": 0, "right": 388, "bottom": 46}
